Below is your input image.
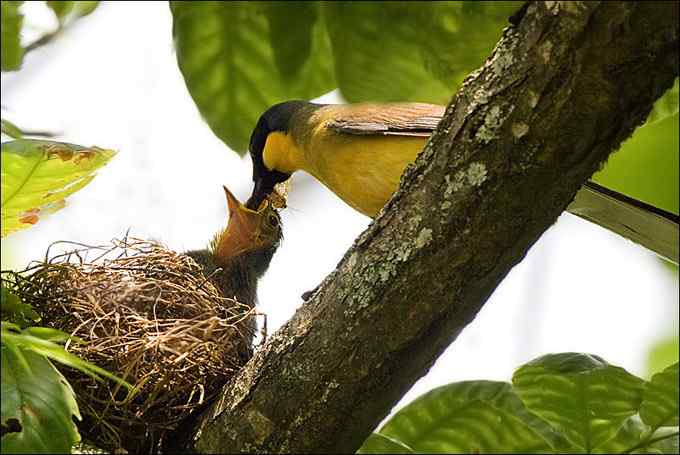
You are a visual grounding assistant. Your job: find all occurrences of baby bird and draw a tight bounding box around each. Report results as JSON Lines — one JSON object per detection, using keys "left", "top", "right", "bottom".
{"left": 185, "top": 185, "right": 282, "bottom": 356}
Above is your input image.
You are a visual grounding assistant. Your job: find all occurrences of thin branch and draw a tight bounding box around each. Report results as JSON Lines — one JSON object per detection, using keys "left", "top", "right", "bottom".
{"left": 2, "top": 118, "right": 58, "bottom": 140}
{"left": 623, "top": 430, "right": 680, "bottom": 454}
{"left": 24, "top": 25, "right": 64, "bottom": 54}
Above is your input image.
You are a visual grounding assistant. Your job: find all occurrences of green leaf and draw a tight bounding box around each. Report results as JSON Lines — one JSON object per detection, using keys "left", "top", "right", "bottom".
{"left": 1, "top": 119, "right": 24, "bottom": 139}
{"left": 375, "top": 380, "right": 556, "bottom": 454}
{"left": 357, "top": 433, "right": 415, "bottom": 454}
{"left": 1, "top": 139, "right": 116, "bottom": 238}
{"left": 418, "top": 1, "right": 521, "bottom": 95}
{"left": 1, "top": 322, "right": 131, "bottom": 388}
{"left": 647, "top": 335, "right": 680, "bottom": 379}
{"left": 512, "top": 353, "right": 645, "bottom": 452}
{"left": 640, "top": 362, "right": 679, "bottom": 429}
{"left": 1, "top": 344, "right": 81, "bottom": 454}
{"left": 593, "top": 112, "right": 679, "bottom": 216}
{"left": 47, "top": 1, "right": 99, "bottom": 23}
{"left": 72, "top": 1, "right": 98, "bottom": 17}
{"left": 263, "top": 1, "right": 317, "bottom": 82}
{"left": 24, "top": 326, "right": 80, "bottom": 343}
{"left": 645, "top": 78, "right": 679, "bottom": 126}
{"left": 1, "top": 285, "right": 40, "bottom": 327}
{"left": 324, "top": 1, "right": 521, "bottom": 103}
{"left": 1, "top": 1, "right": 24, "bottom": 71}
{"left": 47, "top": 1, "right": 75, "bottom": 22}
{"left": 171, "top": 1, "right": 335, "bottom": 153}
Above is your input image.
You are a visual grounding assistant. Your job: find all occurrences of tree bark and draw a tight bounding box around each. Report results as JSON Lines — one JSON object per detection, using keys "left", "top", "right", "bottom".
{"left": 177, "top": 1, "right": 679, "bottom": 453}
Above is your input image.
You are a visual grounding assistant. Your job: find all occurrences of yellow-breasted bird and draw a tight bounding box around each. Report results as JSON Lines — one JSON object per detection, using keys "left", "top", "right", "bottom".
{"left": 245, "top": 101, "right": 678, "bottom": 263}
{"left": 186, "top": 185, "right": 281, "bottom": 356}
{"left": 245, "top": 101, "right": 444, "bottom": 218}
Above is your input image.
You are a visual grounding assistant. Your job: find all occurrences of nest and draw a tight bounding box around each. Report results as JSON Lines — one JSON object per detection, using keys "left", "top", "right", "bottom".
{"left": 2, "top": 237, "right": 260, "bottom": 453}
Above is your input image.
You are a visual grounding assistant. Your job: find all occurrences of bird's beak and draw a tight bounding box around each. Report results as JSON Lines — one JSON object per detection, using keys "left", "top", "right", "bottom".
{"left": 247, "top": 177, "right": 290, "bottom": 211}
{"left": 224, "top": 185, "right": 262, "bottom": 248}
{"left": 214, "top": 185, "right": 273, "bottom": 264}
{"left": 224, "top": 185, "right": 253, "bottom": 219}
{"left": 246, "top": 178, "right": 271, "bottom": 211}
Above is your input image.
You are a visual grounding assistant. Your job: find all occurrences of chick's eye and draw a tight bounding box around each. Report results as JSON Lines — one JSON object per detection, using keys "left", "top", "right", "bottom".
{"left": 267, "top": 213, "right": 279, "bottom": 228}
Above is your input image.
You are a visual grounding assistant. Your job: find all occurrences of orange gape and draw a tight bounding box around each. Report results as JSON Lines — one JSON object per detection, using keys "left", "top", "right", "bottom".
{"left": 212, "top": 185, "right": 281, "bottom": 266}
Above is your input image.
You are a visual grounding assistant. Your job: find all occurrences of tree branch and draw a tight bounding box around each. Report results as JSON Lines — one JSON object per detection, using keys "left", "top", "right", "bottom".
{"left": 24, "top": 26, "right": 63, "bottom": 54}
{"left": 174, "top": 1, "right": 679, "bottom": 452}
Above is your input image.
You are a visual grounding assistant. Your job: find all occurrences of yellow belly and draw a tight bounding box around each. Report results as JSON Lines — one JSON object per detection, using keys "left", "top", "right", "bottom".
{"left": 303, "top": 135, "right": 427, "bottom": 217}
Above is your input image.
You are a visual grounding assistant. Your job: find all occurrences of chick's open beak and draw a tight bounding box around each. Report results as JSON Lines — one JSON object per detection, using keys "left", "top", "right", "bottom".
{"left": 214, "top": 186, "right": 276, "bottom": 264}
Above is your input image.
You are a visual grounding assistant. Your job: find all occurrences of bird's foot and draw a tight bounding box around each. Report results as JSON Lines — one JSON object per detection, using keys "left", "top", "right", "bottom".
{"left": 301, "top": 284, "right": 320, "bottom": 301}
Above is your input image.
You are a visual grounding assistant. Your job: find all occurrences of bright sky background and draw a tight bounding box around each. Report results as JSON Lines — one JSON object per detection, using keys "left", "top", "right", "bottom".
{"left": 2, "top": 1, "right": 678, "bottom": 424}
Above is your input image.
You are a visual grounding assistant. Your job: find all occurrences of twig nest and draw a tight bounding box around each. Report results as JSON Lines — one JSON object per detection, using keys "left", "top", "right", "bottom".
{"left": 3, "top": 237, "right": 258, "bottom": 453}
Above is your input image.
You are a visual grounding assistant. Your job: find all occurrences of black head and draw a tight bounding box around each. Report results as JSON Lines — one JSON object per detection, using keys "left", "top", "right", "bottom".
{"left": 246, "top": 100, "right": 310, "bottom": 210}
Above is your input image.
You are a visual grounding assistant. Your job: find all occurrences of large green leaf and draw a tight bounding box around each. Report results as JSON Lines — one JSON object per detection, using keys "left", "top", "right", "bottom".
{"left": 1, "top": 139, "right": 116, "bottom": 237}
{"left": 357, "top": 433, "right": 415, "bottom": 454}
{"left": 417, "top": 1, "right": 521, "bottom": 96}
{"left": 593, "top": 112, "right": 679, "bottom": 216}
{"left": 1, "top": 1, "right": 24, "bottom": 71}
{"left": 263, "top": 1, "right": 317, "bottom": 82}
{"left": 640, "top": 362, "right": 679, "bottom": 429}
{"left": 46, "top": 1, "right": 75, "bottom": 21}
{"left": 171, "top": 1, "right": 335, "bottom": 153}
{"left": 512, "top": 353, "right": 645, "bottom": 452}
{"left": 372, "top": 381, "right": 556, "bottom": 454}
{"left": 1, "top": 344, "right": 81, "bottom": 454}
{"left": 324, "top": 1, "right": 521, "bottom": 103}
{"left": 46, "top": 1, "right": 99, "bottom": 23}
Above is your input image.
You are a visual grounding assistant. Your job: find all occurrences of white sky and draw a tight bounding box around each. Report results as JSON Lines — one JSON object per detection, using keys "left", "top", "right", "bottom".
{"left": 2, "top": 1, "right": 678, "bottom": 423}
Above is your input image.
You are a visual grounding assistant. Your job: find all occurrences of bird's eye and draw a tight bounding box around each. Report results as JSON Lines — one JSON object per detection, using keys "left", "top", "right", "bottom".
{"left": 267, "top": 213, "right": 279, "bottom": 228}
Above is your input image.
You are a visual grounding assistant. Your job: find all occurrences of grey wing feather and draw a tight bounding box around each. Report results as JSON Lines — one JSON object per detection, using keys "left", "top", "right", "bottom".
{"left": 325, "top": 103, "right": 445, "bottom": 137}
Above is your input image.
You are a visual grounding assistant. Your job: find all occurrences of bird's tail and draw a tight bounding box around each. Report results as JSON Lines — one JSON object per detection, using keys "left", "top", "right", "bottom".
{"left": 567, "top": 181, "right": 679, "bottom": 263}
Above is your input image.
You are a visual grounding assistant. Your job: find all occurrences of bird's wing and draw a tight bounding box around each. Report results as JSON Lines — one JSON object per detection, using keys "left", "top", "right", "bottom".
{"left": 319, "top": 104, "right": 679, "bottom": 262}
{"left": 323, "top": 103, "right": 445, "bottom": 137}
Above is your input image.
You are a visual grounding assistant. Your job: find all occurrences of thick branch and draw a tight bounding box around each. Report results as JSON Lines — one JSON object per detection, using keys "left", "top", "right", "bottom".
{"left": 179, "top": 1, "right": 679, "bottom": 453}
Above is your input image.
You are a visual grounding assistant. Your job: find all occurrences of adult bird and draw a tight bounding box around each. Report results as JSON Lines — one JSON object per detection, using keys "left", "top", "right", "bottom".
{"left": 186, "top": 185, "right": 282, "bottom": 357}
{"left": 245, "top": 100, "right": 678, "bottom": 263}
